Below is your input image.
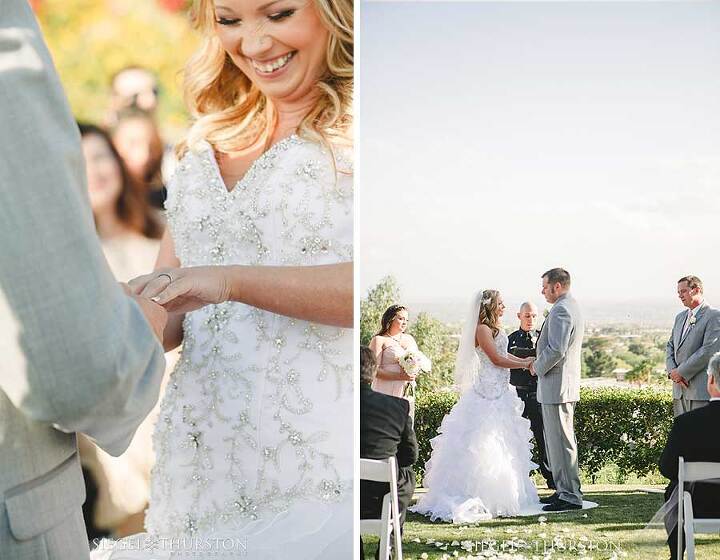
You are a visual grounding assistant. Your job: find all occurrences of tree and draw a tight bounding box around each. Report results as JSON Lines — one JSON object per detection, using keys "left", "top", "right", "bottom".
{"left": 585, "top": 336, "right": 611, "bottom": 353}
{"left": 360, "top": 276, "right": 401, "bottom": 346}
{"left": 626, "top": 359, "right": 655, "bottom": 386}
{"left": 584, "top": 348, "right": 617, "bottom": 378}
{"left": 407, "top": 312, "right": 458, "bottom": 391}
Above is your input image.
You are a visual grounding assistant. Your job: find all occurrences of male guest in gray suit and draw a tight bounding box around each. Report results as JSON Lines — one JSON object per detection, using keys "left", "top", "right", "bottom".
{"left": 529, "top": 268, "right": 584, "bottom": 511}
{"left": 666, "top": 275, "right": 720, "bottom": 417}
{"left": 0, "top": 2, "right": 167, "bottom": 558}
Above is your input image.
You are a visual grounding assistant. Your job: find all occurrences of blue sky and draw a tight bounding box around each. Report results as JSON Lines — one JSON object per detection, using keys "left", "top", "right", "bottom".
{"left": 359, "top": 1, "right": 720, "bottom": 309}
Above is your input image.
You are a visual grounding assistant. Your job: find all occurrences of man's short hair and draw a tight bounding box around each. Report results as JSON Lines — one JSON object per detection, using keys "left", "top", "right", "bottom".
{"left": 542, "top": 268, "right": 571, "bottom": 288}
{"left": 110, "top": 65, "right": 157, "bottom": 91}
{"left": 708, "top": 351, "right": 720, "bottom": 387}
{"left": 678, "top": 275, "right": 703, "bottom": 293}
{"left": 360, "top": 346, "right": 377, "bottom": 385}
{"left": 518, "top": 301, "right": 536, "bottom": 313}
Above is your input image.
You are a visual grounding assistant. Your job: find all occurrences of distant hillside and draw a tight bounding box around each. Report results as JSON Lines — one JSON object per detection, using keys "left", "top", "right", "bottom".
{"left": 405, "top": 298, "right": 679, "bottom": 329}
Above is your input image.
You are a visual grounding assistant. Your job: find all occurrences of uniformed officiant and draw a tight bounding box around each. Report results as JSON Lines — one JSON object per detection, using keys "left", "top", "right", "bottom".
{"left": 508, "top": 302, "right": 555, "bottom": 489}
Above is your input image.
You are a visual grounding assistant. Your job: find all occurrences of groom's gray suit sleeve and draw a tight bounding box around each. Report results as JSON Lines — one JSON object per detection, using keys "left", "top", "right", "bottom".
{"left": 0, "top": 2, "right": 165, "bottom": 456}
{"left": 534, "top": 305, "right": 573, "bottom": 377}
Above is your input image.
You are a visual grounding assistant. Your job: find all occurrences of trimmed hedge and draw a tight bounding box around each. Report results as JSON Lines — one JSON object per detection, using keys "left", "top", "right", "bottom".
{"left": 413, "top": 387, "right": 673, "bottom": 483}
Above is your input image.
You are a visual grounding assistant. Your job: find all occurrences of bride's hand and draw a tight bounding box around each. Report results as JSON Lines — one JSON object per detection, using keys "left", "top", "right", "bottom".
{"left": 527, "top": 359, "right": 537, "bottom": 375}
{"left": 128, "top": 267, "right": 232, "bottom": 313}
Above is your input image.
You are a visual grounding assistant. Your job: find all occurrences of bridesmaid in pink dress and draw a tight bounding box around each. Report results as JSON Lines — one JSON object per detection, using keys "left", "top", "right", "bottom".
{"left": 368, "top": 305, "right": 421, "bottom": 397}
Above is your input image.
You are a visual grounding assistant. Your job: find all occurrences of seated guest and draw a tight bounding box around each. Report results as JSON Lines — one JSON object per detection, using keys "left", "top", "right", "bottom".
{"left": 360, "top": 346, "right": 418, "bottom": 559}
{"left": 660, "top": 350, "right": 720, "bottom": 560}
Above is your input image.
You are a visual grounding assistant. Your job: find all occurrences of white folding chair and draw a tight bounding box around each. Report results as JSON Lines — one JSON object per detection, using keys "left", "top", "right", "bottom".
{"left": 677, "top": 457, "right": 720, "bottom": 559}
{"left": 360, "top": 457, "right": 403, "bottom": 560}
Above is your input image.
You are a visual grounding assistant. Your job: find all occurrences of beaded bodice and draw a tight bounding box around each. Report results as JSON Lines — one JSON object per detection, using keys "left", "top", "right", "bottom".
{"left": 472, "top": 330, "right": 511, "bottom": 400}
{"left": 145, "top": 136, "right": 353, "bottom": 537}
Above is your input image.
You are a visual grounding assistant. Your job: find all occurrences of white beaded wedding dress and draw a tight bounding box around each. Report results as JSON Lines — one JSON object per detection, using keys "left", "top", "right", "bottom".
{"left": 92, "top": 135, "right": 353, "bottom": 559}
{"left": 410, "top": 298, "right": 540, "bottom": 524}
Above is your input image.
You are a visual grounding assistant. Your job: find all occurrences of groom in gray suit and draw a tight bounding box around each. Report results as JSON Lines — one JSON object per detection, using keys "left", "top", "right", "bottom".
{"left": 529, "top": 268, "right": 584, "bottom": 511}
{"left": 1, "top": 2, "right": 167, "bottom": 558}
{"left": 666, "top": 275, "right": 720, "bottom": 417}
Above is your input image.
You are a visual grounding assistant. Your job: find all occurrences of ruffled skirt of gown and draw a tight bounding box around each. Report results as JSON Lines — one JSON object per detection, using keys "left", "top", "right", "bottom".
{"left": 410, "top": 385, "right": 540, "bottom": 523}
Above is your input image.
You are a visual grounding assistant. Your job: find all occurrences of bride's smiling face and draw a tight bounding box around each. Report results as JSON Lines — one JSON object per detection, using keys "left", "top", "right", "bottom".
{"left": 496, "top": 296, "right": 506, "bottom": 317}
{"left": 213, "top": 0, "right": 329, "bottom": 107}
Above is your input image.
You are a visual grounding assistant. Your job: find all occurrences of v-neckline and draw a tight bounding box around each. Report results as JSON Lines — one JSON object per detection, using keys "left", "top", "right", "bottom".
{"left": 204, "top": 134, "right": 300, "bottom": 195}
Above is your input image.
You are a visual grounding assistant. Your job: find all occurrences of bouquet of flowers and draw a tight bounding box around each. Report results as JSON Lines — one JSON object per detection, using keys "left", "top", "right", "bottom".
{"left": 399, "top": 349, "right": 431, "bottom": 418}
{"left": 398, "top": 349, "right": 431, "bottom": 377}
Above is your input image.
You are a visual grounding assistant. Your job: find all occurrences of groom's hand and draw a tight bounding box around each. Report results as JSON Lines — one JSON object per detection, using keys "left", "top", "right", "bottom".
{"left": 132, "top": 295, "right": 168, "bottom": 343}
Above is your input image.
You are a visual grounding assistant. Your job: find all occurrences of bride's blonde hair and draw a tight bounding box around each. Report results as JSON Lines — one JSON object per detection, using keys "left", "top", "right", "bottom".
{"left": 177, "top": 0, "right": 353, "bottom": 157}
{"left": 478, "top": 289, "right": 502, "bottom": 338}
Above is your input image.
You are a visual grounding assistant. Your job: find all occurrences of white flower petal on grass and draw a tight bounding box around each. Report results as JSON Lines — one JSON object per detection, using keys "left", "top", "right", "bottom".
{"left": 451, "top": 540, "right": 461, "bottom": 546}
{"left": 538, "top": 516, "right": 547, "bottom": 523}
{"left": 420, "top": 553, "right": 429, "bottom": 560}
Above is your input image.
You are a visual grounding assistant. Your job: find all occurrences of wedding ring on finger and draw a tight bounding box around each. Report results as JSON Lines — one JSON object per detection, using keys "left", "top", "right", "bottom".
{"left": 157, "top": 272, "right": 172, "bottom": 283}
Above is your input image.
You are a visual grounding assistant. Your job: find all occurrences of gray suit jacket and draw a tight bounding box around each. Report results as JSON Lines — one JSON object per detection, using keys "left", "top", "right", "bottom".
{"left": 0, "top": 2, "right": 166, "bottom": 557}
{"left": 534, "top": 293, "right": 584, "bottom": 404}
{"left": 666, "top": 302, "right": 720, "bottom": 401}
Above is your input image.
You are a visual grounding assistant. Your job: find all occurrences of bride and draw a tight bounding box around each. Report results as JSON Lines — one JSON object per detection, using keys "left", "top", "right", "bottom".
{"left": 411, "top": 289, "right": 541, "bottom": 523}
{"left": 92, "top": 0, "right": 353, "bottom": 557}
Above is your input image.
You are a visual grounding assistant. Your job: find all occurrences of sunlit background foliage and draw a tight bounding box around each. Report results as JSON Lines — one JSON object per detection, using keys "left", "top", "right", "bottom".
{"left": 32, "top": 0, "right": 199, "bottom": 138}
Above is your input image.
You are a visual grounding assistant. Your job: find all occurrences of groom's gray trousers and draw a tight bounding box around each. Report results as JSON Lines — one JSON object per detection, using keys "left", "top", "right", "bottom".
{"left": 541, "top": 402, "right": 583, "bottom": 506}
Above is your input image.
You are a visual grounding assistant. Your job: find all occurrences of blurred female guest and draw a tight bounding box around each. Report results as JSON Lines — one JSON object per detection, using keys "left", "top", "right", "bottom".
{"left": 369, "top": 305, "right": 426, "bottom": 398}
{"left": 95, "top": 0, "right": 354, "bottom": 557}
{"left": 80, "top": 123, "right": 163, "bottom": 273}
{"left": 111, "top": 108, "right": 167, "bottom": 209}
{"left": 77, "top": 123, "right": 165, "bottom": 539}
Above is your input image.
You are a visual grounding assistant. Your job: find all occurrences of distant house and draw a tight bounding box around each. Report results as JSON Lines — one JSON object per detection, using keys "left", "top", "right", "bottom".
{"left": 614, "top": 368, "right": 629, "bottom": 382}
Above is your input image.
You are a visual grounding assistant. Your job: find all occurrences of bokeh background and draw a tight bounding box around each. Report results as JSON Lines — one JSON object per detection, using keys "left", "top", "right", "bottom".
{"left": 32, "top": 0, "right": 199, "bottom": 137}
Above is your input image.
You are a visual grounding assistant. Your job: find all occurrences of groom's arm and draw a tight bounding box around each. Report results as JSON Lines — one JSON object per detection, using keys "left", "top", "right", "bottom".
{"left": 0, "top": 1, "right": 165, "bottom": 456}
{"left": 533, "top": 306, "right": 573, "bottom": 377}
{"left": 677, "top": 311, "right": 720, "bottom": 382}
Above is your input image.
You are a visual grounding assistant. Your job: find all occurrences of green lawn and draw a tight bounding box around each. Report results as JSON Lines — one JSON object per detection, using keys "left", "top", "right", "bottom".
{"left": 362, "top": 485, "right": 720, "bottom": 559}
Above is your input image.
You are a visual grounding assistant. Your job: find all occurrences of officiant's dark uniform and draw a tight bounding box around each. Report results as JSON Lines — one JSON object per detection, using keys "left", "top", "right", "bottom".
{"left": 660, "top": 400, "right": 720, "bottom": 560}
{"left": 508, "top": 328, "right": 554, "bottom": 488}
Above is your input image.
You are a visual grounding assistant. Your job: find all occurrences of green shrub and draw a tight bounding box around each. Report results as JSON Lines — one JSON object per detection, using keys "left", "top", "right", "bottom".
{"left": 413, "top": 387, "right": 673, "bottom": 484}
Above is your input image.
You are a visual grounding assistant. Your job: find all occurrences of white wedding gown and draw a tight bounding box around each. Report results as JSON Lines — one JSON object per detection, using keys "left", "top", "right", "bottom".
{"left": 92, "top": 135, "right": 353, "bottom": 559}
{"left": 410, "top": 330, "right": 540, "bottom": 523}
